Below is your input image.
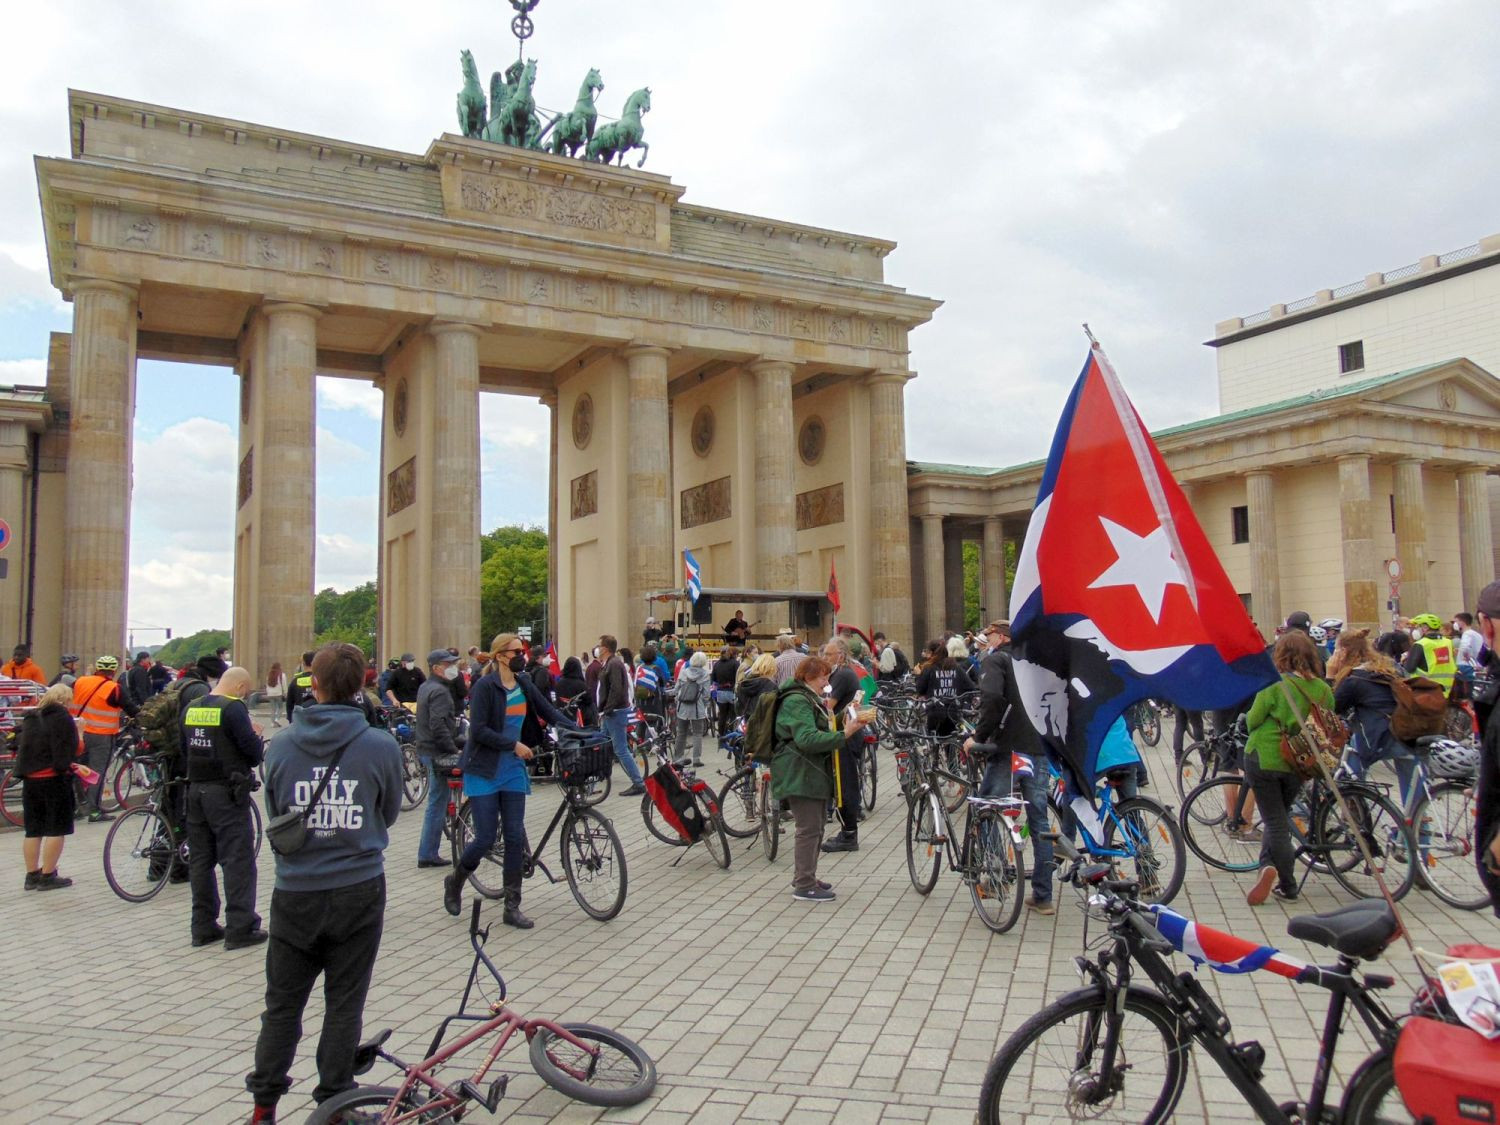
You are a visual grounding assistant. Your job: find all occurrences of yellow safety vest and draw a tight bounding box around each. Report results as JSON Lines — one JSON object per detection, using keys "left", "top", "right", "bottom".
{"left": 1415, "top": 635, "right": 1458, "bottom": 688}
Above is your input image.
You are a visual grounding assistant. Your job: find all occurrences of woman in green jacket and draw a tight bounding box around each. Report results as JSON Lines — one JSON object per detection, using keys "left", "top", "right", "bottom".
{"left": 771, "top": 656, "right": 868, "bottom": 902}
{"left": 1244, "top": 630, "right": 1333, "bottom": 905}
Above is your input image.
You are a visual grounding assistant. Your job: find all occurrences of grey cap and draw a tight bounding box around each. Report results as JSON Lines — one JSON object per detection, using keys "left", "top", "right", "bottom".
{"left": 427, "top": 648, "right": 454, "bottom": 666}
{"left": 400, "top": 652, "right": 415, "bottom": 661}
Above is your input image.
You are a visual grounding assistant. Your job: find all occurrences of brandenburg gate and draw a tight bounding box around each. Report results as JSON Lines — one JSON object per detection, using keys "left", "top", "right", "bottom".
{"left": 34, "top": 89, "right": 939, "bottom": 673}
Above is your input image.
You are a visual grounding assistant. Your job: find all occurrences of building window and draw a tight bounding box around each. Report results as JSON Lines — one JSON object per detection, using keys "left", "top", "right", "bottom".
{"left": 1230, "top": 505, "right": 1249, "bottom": 544}
{"left": 1338, "top": 340, "right": 1365, "bottom": 374}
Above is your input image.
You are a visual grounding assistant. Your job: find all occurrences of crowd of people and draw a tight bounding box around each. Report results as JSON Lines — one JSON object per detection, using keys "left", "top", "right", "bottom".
{"left": 8, "top": 582, "right": 1499, "bottom": 1122}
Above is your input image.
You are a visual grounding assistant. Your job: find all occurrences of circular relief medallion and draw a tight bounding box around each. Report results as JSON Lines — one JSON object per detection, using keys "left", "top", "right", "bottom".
{"left": 571, "top": 393, "right": 594, "bottom": 450}
{"left": 392, "top": 377, "right": 409, "bottom": 438}
{"left": 798, "top": 415, "right": 826, "bottom": 466}
{"left": 691, "top": 405, "right": 715, "bottom": 457}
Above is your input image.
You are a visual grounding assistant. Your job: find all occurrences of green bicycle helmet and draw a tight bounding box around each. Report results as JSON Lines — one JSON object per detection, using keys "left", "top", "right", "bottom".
{"left": 1410, "top": 613, "right": 1443, "bottom": 632}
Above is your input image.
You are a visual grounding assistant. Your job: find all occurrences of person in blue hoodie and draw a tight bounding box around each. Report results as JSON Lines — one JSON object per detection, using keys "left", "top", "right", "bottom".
{"left": 245, "top": 642, "right": 403, "bottom": 1125}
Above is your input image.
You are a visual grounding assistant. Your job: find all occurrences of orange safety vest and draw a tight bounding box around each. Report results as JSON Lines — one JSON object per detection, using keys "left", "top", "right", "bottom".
{"left": 72, "top": 674, "right": 122, "bottom": 736}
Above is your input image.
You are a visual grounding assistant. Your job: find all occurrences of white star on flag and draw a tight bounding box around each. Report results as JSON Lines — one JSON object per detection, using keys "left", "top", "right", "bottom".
{"left": 1086, "top": 517, "right": 1188, "bottom": 623}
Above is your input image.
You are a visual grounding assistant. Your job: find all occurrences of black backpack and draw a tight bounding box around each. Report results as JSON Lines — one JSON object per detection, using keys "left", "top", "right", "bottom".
{"left": 677, "top": 673, "right": 702, "bottom": 706}
{"left": 743, "top": 689, "right": 784, "bottom": 764}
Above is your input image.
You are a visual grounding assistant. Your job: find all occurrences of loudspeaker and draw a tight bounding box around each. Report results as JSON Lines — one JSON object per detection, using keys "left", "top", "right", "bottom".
{"left": 799, "top": 600, "right": 822, "bottom": 628}
{"left": 691, "top": 595, "right": 714, "bottom": 625}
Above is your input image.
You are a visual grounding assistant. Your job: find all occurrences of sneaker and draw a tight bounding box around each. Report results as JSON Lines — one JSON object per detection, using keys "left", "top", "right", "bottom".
{"left": 416, "top": 857, "right": 448, "bottom": 869}
{"left": 793, "top": 886, "right": 836, "bottom": 902}
{"left": 1272, "top": 885, "right": 1299, "bottom": 902}
{"left": 224, "top": 930, "right": 270, "bottom": 950}
{"left": 1247, "top": 866, "right": 1277, "bottom": 906}
{"left": 247, "top": 1105, "right": 277, "bottom": 1124}
{"left": 1228, "top": 825, "right": 1263, "bottom": 843}
{"left": 620, "top": 784, "right": 646, "bottom": 797}
{"left": 192, "top": 926, "right": 227, "bottom": 947}
{"left": 34, "top": 871, "right": 74, "bottom": 891}
{"left": 1025, "top": 895, "right": 1055, "bottom": 916}
{"left": 87, "top": 810, "right": 115, "bottom": 823}
{"left": 23, "top": 870, "right": 40, "bottom": 891}
{"left": 788, "top": 880, "right": 833, "bottom": 892}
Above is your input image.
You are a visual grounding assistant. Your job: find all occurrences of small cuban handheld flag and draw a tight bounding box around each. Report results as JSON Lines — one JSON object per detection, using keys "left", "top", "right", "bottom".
{"left": 1011, "top": 337, "right": 1277, "bottom": 795}
{"left": 683, "top": 549, "right": 702, "bottom": 604}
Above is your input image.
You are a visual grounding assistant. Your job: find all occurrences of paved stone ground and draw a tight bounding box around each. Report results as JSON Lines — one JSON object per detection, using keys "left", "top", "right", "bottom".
{"left": 3, "top": 711, "right": 1495, "bottom": 1123}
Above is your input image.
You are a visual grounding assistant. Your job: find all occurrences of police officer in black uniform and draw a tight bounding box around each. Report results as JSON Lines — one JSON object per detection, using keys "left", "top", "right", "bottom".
{"left": 181, "top": 666, "right": 267, "bottom": 950}
{"left": 285, "top": 651, "right": 316, "bottom": 723}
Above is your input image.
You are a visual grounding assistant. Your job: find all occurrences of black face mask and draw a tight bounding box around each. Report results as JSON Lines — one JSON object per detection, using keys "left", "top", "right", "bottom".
{"left": 508, "top": 655, "right": 528, "bottom": 674}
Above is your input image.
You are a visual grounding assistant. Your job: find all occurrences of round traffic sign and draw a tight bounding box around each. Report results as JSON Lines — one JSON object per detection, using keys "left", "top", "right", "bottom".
{"left": 0, "top": 520, "right": 11, "bottom": 552}
{"left": 1385, "top": 558, "right": 1402, "bottom": 580}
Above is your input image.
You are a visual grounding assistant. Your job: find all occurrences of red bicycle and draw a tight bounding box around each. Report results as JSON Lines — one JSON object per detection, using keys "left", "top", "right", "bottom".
{"left": 307, "top": 900, "right": 656, "bottom": 1122}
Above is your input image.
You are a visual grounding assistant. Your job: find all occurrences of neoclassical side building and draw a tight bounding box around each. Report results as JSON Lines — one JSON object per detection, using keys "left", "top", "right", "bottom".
{"left": 6, "top": 90, "right": 939, "bottom": 675}
{"left": 908, "top": 235, "right": 1500, "bottom": 642}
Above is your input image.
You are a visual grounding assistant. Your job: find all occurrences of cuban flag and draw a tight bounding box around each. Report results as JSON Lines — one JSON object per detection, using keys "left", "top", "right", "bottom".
{"left": 1011, "top": 343, "right": 1277, "bottom": 793}
{"left": 543, "top": 641, "right": 560, "bottom": 675}
{"left": 683, "top": 549, "right": 702, "bottom": 604}
{"left": 1150, "top": 906, "right": 1308, "bottom": 980}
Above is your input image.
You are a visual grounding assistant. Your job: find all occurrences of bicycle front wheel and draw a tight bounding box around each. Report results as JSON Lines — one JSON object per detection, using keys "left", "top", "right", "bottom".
{"left": 529, "top": 1022, "right": 657, "bottom": 1107}
{"left": 1137, "top": 704, "right": 1162, "bottom": 747}
{"left": 1175, "top": 741, "right": 1220, "bottom": 808}
{"left": 697, "top": 792, "right": 731, "bottom": 870}
{"left": 1339, "top": 1050, "right": 1403, "bottom": 1124}
{"left": 103, "top": 807, "right": 175, "bottom": 903}
{"left": 640, "top": 791, "right": 688, "bottom": 847}
{"left": 561, "top": 807, "right": 627, "bottom": 921}
{"left": 978, "top": 986, "right": 1188, "bottom": 1125}
{"left": 400, "top": 743, "right": 427, "bottom": 811}
{"left": 967, "top": 808, "right": 1024, "bottom": 933}
{"left": 1105, "top": 796, "right": 1186, "bottom": 905}
{"left": 303, "top": 1085, "right": 436, "bottom": 1124}
{"left": 248, "top": 799, "right": 263, "bottom": 859}
{"left": 905, "top": 787, "right": 943, "bottom": 895}
{"left": 716, "top": 765, "right": 760, "bottom": 839}
{"left": 858, "top": 745, "right": 877, "bottom": 812}
{"left": 1412, "top": 781, "right": 1488, "bottom": 910}
{"left": 1180, "top": 775, "right": 1263, "bottom": 873}
{"left": 758, "top": 772, "right": 780, "bottom": 861}
{"left": 1314, "top": 786, "right": 1417, "bottom": 900}
{"left": 0, "top": 768, "right": 22, "bottom": 827}
{"left": 456, "top": 799, "right": 506, "bottom": 900}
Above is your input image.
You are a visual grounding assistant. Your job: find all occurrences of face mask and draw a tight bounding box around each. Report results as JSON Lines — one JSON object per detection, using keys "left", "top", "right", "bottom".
{"left": 508, "top": 655, "right": 528, "bottom": 674}
{"left": 592, "top": 648, "right": 601, "bottom": 660}
{"left": 1409, "top": 629, "right": 1421, "bottom": 640}
{"left": 403, "top": 661, "right": 415, "bottom": 670}
{"left": 442, "top": 665, "right": 460, "bottom": 681}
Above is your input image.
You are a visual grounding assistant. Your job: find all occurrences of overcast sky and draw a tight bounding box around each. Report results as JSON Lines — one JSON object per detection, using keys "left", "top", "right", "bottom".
{"left": 3, "top": 0, "right": 1497, "bottom": 637}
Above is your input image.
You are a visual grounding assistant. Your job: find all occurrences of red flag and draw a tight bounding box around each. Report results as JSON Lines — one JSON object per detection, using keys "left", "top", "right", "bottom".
{"left": 827, "top": 559, "right": 842, "bottom": 614}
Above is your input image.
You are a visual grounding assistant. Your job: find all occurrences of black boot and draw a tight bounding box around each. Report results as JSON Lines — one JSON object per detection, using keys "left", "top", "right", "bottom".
{"left": 443, "top": 871, "right": 464, "bottom": 917}
{"left": 821, "top": 833, "right": 859, "bottom": 853}
{"left": 503, "top": 878, "right": 533, "bottom": 929}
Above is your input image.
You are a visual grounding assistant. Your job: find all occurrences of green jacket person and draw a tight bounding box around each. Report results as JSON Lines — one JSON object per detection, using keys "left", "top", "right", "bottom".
{"left": 770, "top": 656, "right": 867, "bottom": 902}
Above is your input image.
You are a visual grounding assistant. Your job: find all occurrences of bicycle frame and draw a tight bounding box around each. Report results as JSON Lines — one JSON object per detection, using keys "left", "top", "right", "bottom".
{"left": 1072, "top": 885, "right": 1401, "bottom": 1123}
{"left": 1046, "top": 768, "right": 1141, "bottom": 864}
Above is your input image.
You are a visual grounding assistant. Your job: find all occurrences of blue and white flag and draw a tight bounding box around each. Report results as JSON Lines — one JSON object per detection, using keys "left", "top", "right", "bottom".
{"left": 683, "top": 549, "right": 702, "bottom": 604}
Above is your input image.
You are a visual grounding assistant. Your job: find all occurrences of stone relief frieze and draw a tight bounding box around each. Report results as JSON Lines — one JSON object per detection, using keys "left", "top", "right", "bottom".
{"left": 456, "top": 172, "right": 655, "bottom": 240}
{"left": 796, "top": 483, "right": 844, "bottom": 531}
{"left": 387, "top": 456, "right": 417, "bottom": 516}
{"left": 570, "top": 470, "right": 598, "bottom": 519}
{"left": 121, "top": 215, "right": 160, "bottom": 249}
{"left": 237, "top": 448, "right": 253, "bottom": 510}
{"left": 681, "top": 476, "right": 731, "bottom": 530}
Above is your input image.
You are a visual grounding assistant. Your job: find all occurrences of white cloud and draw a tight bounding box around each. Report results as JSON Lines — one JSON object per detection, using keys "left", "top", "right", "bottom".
{"left": 316, "top": 425, "right": 370, "bottom": 464}
{"left": 318, "top": 379, "right": 383, "bottom": 420}
{"left": 0, "top": 358, "right": 45, "bottom": 385}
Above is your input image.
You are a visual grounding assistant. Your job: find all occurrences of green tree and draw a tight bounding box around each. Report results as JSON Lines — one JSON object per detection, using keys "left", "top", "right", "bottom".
{"left": 962, "top": 537, "right": 1019, "bottom": 632}
{"left": 154, "top": 628, "right": 233, "bottom": 668}
{"left": 312, "top": 582, "right": 378, "bottom": 658}
{"left": 479, "top": 525, "right": 548, "bottom": 644}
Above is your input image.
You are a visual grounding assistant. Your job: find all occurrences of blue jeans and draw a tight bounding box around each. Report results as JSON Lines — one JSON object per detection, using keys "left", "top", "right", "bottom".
{"left": 979, "top": 752, "right": 1055, "bottom": 904}
{"left": 603, "top": 709, "right": 645, "bottom": 787}
{"left": 458, "top": 790, "right": 527, "bottom": 884}
{"left": 417, "top": 759, "right": 447, "bottom": 862}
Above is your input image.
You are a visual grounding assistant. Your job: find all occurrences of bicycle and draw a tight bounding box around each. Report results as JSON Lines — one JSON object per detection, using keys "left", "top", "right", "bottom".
{"left": 0, "top": 732, "right": 21, "bottom": 827}
{"left": 977, "top": 871, "right": 1436, "bottom": 1123}
{"left": 904, "top": 741, "right": 1028, "bottom": 933}
{"left": 639, "top": 742, "right": 731, "bottom": 869}
{"left": 713, "top": 725, "right": 764, "bottom": 841}
{"left": 102, "top": 761, "right": 264, "bottom": 902}
{"left": 100, "top": 721, "right": 147, "bottom": 812}
{"left": 1042, "top": 761, "right": 1186, "bottom": 906}
{"left": 1179, "top": 761, "right": 1419, "bottom": 901}
{"left": 1174, "top": 715, "right": 1247, "bottom": 807}
{"left": 377, "top": 705, "right": 428, "bottom": 811}
{"left": 310, "top": 899, "right": 656, "bottom": 1121}
{"left": 1126, "top": 698, "right": 1163, "bottom": 747}
{"left": 451, "top": 730, "right": 628, "bottom": 921}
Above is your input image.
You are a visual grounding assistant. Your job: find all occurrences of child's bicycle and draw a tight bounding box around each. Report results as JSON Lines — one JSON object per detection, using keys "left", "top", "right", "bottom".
{"left": 308, "top": 900, "right": 656, "bottom": 1122}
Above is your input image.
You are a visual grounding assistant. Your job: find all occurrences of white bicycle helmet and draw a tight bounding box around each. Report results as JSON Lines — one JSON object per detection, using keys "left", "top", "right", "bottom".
{"left": 1308, "top": 625, "right": 1327, "bottom": 643}
{"left": 1319, "top": 618, "right": 1344, "bottom": 631}
{"left": 1426, "top": 738, "right": 1478, "bottom": 781}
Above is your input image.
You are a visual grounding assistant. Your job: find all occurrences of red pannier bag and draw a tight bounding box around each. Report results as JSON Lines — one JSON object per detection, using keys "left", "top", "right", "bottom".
{"left": 1396, "top": 944, "right": 1500, "bottom": 1125}
{"left": 644, "top": 764, "right": 704, "bottom": 843}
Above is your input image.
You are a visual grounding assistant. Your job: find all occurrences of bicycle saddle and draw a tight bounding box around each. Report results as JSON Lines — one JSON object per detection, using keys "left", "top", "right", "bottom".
{"left": 352, "top": 1027, "right": 391, "bottom": 1075}
{"left": 672, "top": 756, "right": 694, "bottom": 770}
{"left": 1286, "top": 899, "right": 1399, "bottom": 961}
{"left": 433, "top": 753, "right": 463, "bottom": 777}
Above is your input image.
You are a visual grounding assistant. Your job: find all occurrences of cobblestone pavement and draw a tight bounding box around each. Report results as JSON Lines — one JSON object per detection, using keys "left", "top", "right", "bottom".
{"left": 3, "top": 712, "right": 1495, "bottom": 1123}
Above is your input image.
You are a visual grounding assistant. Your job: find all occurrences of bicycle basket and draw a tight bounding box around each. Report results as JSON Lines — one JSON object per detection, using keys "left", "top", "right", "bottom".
{"left": 556, "top": 734, "right": 613, "bottom": 788}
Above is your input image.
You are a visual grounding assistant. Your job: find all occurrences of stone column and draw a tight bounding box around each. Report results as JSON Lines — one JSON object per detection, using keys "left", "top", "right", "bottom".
{"left": 0, "top": 423, "right": 28, "bottom": 651}
{"left": 540, "top": 390, "right": 559, "bottom": 647}
{"left": 625, "top": 345, "right": 672, "bottom": 607}
{"left": 429, "top": 322, "right": 481, "bottom": 651}
{"left": 258, "top": 303, "right": 319, "bottom": 676}
{"left": 62, "top": 279, "right": 137, "bottom": 666}
{"left": 920, "top": 514, "right": 945, "bottom": 643}
{"left": 982, "top": 516, "right": 1008, "bottom": 622}
{"left": 1337, "top": 455, "right": 1380, "bottom": 631}
{"left": 1245, "top": 471, "right": 1280, "bottom": 637}
{"left": 868, "top": 373, "right": 913, "bottom": 643}
{"left": 1393, "top": 458, "right": 1429, "bottom": 617}
{"left": 943, "top": 522, "right": 965, "bottom": 629}
{"left": 1458, "top": 467, "right": 1494, "bottom": 612}
{"left": 750, "top": 359, "right": 797, "bottom": 590}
